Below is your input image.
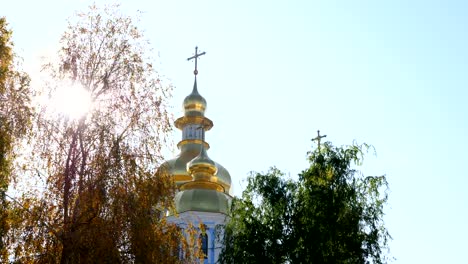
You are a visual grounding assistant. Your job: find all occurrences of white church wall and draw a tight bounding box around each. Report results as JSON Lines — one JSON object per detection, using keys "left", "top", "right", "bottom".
{"left": 167, "top": 211, "right": 229, "bottom": 264}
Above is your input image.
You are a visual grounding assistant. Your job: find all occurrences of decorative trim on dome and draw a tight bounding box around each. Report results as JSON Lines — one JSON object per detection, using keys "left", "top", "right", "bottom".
{"left": 177, "top": 139, "right": 210, "bottom": 150}
{"left": 180, "top": 181, "right": 224, "bottom": 192}
{"left": 175, "top": 116, "right": 213, "bottom": 130}
{"left": 210, "top": 176, "right": 231, "bottom": 190}
{"left": 184, "top": 102, "right": 205, "bottom": 113}
{"left": 173, "top": 174, "right": 193, "bottom": 184}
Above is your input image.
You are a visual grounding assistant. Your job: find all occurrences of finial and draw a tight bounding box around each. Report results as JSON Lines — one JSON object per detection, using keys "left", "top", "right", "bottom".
{"left": 312, "top": 130, "right": 327, "bottom": 150}
{"left": 192, "top": 76, "right": 199, "bottom": 93}
{"left": 187, "top": 46, "right": 206, "bottom": 76}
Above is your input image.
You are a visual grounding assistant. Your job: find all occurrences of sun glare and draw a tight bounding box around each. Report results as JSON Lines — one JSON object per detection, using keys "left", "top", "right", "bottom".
{"left": 51, "top": 82, "right": 91, "bottom": 119}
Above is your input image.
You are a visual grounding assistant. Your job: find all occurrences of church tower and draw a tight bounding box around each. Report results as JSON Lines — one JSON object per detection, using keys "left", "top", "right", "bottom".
{"left": 162, "top": 47, "right": 232, "bottom": 263}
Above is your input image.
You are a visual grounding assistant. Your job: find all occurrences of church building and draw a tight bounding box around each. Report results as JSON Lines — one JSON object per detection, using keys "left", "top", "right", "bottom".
{"left": 161, "top": 47, "right": 232, "bottom": 263}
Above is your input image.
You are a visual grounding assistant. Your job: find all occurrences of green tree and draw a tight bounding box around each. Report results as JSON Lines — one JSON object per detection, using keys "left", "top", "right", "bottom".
{"left": 219, "top": 141, "right": 391, "bottom": 264}
{"left": 0, "top": 17, "right": 32, "bottom": 263}
{"left": 7, "top": 5, "right": 196, "bottom": 263}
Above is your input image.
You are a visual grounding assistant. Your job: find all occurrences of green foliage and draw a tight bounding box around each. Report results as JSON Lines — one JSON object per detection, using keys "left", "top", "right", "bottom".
{"left": 220, "top": 168, "right": 297, "bottom": 264}
{"left": 220, "top": 141, "right": 391, "bottom": 264}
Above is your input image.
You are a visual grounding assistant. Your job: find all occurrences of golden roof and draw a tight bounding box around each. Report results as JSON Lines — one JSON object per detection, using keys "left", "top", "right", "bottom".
{"left": 187, "top": 144, "right": 217, "bottom": 179}
{"left": 159, "top": 141, "right": 232, "bottom": 192}
{"left": 175, "top": 189, "right": 231, "bottom": 214}
{"left": 160, "top": 53, "right": 232, "bottom": 215}
{"left": 183, "top": 78, "right": 206, "bottom": 117}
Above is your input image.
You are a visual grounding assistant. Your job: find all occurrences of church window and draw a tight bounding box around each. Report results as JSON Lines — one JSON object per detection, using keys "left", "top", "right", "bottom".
{"left": 200, "top": 233, "right": 208, "bottom": 259}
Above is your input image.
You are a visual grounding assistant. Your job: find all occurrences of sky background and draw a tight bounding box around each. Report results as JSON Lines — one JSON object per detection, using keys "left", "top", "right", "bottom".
{"left": 3, "top": 0, "right": 468, "bottom": 263}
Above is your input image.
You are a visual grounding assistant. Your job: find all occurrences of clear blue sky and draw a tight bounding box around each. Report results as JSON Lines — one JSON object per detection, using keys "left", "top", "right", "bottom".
{"left": 3, "top": 0, "right": 468, "bottom": 262}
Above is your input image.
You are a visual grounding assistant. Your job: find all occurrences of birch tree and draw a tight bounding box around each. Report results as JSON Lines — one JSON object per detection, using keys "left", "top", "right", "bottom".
{"left": 8, "top": 5, "right": 196, "bottom": 263}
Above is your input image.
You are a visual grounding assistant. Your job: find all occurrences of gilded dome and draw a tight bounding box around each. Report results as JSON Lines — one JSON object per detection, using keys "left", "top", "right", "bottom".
{"left": 215, "top": 162, "right": 232, "bottom": 191}
{"left": 158, "top": 143, "right": 203, "bottom": 188}
{"left": 175, "top": 189, "right": 231, "bottom": 214}
{"left": 159, "top": 142, "right": 232, "bottom": 193}
{"left": 183, "top": 78, "right": 206, "bottom": 117}
{"left": 187, "top": 145, "right": 217, "bottom": 177}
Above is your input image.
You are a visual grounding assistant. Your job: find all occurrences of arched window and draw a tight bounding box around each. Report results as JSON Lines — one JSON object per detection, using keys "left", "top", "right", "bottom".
{"left": 200, "top": 233, "right": 208, "bottom": 259}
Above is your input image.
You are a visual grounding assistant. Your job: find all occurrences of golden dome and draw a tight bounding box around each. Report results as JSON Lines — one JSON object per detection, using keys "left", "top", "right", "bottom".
{"left": 159, "top": 144, "right": 231, "bottom": 193}
{"left": 158, "top": 141, "right": 209, "bottom": 188}
{"left": 175, "top": 189, "right": 231, "bottom": 214}
{"left": 179, "top": 143, "right": 225, "bottom": 193}
{"left": 187, "top": 144, "right": 217, "bottom": 181}
{"left": 215, "top": 163, "right": 232, "bottom": 192}
{"left": 183, "top": 78, "right": 206, "bottom": 117}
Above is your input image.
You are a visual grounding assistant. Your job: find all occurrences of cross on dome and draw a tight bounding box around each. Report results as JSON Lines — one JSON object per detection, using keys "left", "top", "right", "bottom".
{"left": 312, "top": 130, "right": 327, "bottom": 150}
{"left": 187, "top": 46, "right": 206, "bottom": 76}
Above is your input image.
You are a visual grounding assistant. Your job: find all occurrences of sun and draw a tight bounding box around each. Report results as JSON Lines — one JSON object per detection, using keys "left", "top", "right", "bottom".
{"left": 50, "top": 82, "right": 91, "bottom": 119}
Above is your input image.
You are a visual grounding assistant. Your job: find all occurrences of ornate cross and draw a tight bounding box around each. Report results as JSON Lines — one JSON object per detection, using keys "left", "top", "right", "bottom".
{"left": 312, "top": 130, "right": 327, "bottom": 150}
{"left": 187, "top": 46, "right": 206, "bottom": 76}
